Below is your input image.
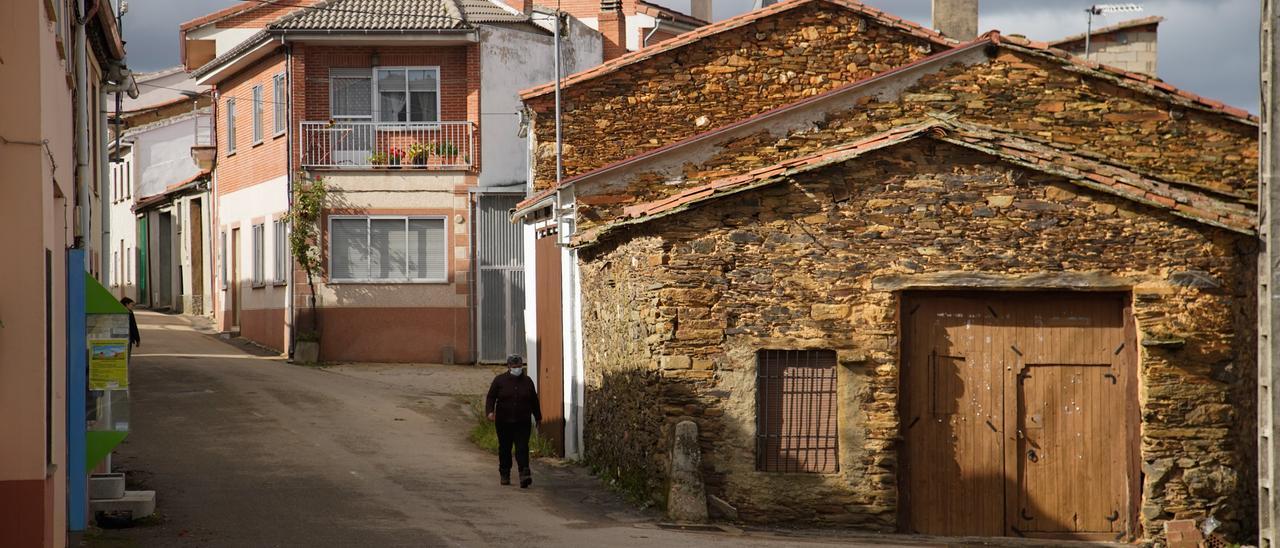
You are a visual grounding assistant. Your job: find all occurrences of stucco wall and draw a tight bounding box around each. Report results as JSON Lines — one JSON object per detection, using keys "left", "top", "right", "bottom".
{"left": 479, "top": 22, "right": 601, "bottom": 188}
{"left": 577, "top": 141, "right": 1257, "bottom": 542}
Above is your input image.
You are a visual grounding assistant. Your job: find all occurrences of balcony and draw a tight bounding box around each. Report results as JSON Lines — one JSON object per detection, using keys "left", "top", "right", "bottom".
{"left": 300, "top": 121, "right": 475, "bottom": 170}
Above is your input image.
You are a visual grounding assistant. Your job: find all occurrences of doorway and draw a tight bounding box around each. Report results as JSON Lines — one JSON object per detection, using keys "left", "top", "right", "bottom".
{"left": 899, "top": 292, "right": 1137, "bottom": 541}
{"left": 230, "top": 227, "right": 241, "bottom": 329}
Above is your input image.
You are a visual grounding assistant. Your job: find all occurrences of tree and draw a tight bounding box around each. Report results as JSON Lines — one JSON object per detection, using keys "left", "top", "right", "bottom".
{"left": 285, "top": 174, "right": 327, "bottom": 340}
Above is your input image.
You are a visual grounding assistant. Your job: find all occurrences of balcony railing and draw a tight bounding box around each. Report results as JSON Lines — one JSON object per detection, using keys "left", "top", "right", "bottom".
{"left": 300, "top": 120, "right": 475, "bottom": 170}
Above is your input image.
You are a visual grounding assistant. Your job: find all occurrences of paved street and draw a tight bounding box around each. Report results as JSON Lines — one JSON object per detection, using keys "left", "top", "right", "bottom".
{"left": 87, "top": 311, "right": 934, "bottom": 548}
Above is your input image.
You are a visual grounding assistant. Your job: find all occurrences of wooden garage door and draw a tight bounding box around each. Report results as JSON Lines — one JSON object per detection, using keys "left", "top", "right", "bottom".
{"left": 900, "top": 292, "right": 1136, "bottom": 541}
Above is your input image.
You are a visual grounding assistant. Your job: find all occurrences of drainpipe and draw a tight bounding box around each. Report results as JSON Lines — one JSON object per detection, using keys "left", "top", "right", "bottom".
{"left": 284, "top": 37, "right": 295, "bottom": 359}
{"left": 643, "top": 14, "right": 667, "bottom": 47}
{"left": 74, "top": 0, "right": 100, "bottom": 269}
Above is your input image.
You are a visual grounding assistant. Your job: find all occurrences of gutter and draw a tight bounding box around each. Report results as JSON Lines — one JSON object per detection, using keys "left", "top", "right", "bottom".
{"left": 74, "top": 0, "right": 99, "bottom": 264}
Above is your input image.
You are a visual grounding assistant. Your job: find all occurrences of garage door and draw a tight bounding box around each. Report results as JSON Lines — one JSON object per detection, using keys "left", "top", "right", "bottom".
{"left": 900, "top": 292, "right": 1137, "bottom": 541}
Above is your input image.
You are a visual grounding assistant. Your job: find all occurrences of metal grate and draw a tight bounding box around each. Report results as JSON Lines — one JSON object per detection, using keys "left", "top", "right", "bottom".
{"left": 756, "top": 349, "right": 839, "bottom": 473}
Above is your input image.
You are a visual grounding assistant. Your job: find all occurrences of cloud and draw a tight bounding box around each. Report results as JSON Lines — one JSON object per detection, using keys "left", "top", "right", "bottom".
{"left": 122, "top": 0, "right": 239, "bottom": 73}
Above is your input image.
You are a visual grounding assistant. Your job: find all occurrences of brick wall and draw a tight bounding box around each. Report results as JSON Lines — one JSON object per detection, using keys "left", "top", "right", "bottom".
{"left": 577, "top": 140, "right": 1257, "bottom": 541}
{"left": 215, "top": 52, "right": 289, "bottom": 197}
{"left": 527, "top": 3, "right": 940, "bottom": 188}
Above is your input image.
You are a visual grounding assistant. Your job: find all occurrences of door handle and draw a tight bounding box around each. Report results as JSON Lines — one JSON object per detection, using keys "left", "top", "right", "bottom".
{"left": 1026, "top": 449, "right": 1039, "bottom": 463}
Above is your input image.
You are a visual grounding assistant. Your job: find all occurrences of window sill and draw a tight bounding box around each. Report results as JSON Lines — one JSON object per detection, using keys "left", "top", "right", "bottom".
{"left": 272, "top": 280, "right": 288, "bottom": 287}
{"left": 251, "top": 282, "right": 267, "bottom": 289}
{"left": 251, "top": 140, "right": 265, "bottom": 148}
{"left": 273, "top": 130, "right": 287, "bottom": 139}
{"left": 226, "top": 150, "right": 237, "bottom": 157}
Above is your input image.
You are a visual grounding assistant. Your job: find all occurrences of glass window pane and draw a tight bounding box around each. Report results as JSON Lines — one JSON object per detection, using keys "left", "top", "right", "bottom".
{"left": 330, "top": 219, "right": 369, "bottom": 280}
{"left": 370, "top": 219, "right": 407, "bottom": 279}
{"left": 377, "top": 68, "right": 405, "bottom": 90}
{"left": 379, "top": 91, "right": 407, "bottom": 122}
{"left": 331, "top": 77, "right": 371, "bottom": 118}
{"left": 410, "top": 92, "right": 437, "bottom": 122}
{"left": 407, "top": 219, "right": 446, "bottom": 280}
{"left": 408, "top": 69, "right": 436, "bottom": 91}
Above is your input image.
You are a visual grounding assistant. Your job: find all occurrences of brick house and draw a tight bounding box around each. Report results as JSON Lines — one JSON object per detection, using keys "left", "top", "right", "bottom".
{"left": 183, "top": 0, "right": 605, "bottom": 363}
{"left": 512, "top": 0, "right": 1259, "bottom": 543}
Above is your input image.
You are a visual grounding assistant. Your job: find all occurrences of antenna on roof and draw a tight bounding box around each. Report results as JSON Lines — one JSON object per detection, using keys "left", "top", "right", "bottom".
{"left": 1084, "top": 3, "right": 1143, "bottom": 60}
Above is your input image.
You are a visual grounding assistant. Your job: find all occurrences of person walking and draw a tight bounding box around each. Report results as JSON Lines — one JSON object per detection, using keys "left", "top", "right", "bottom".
{"left": 121, "top": 297, "right": 140, "bottom": 351}
{"left": 485, "top": 355, "right": 541, "bottom": 488}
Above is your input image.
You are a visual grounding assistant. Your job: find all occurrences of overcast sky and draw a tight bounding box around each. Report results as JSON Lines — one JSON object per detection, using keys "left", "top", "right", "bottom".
{"left": 122, "top": 0, "right": 1260, "bottom": 112}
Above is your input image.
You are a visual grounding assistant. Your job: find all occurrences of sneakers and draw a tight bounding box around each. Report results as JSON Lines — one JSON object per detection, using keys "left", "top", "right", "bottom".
{"left": 500, "top": 472, "right": 511, "bottom": 486}
{"left": 519, "top": 469, "right": 532, "bottom": 489}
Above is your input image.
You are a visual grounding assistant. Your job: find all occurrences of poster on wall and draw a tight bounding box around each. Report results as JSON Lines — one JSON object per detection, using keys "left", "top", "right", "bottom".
{"left": 89, "top": 339, "right": 130, "bottom": 390}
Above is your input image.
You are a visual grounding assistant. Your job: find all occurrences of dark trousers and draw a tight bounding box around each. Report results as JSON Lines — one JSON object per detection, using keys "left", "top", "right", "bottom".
{"left": 496, "top": 420, "right": 531, "bottom": 474}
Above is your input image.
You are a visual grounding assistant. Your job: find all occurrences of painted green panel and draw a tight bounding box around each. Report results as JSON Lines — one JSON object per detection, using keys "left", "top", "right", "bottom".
{"left": 86, "top": 431, "right": 128, "bottom": 473}
{"left": 85, "top": 273, "right": 128, "bottom": 314}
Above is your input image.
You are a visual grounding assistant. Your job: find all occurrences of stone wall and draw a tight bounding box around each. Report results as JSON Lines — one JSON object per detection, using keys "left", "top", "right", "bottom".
{"left": 573, "top": 48, "right": 1257, "bottom": 230}
{"left": 527, "top": 2, "right": 941, "bottom": 188}
{"left": 577, "top": 140, "right": 1257, "bottom": 541}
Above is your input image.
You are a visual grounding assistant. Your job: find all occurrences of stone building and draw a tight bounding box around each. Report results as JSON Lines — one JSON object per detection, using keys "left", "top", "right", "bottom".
{"left": 513, "top": 0, "right": 1258, "bottom": 543}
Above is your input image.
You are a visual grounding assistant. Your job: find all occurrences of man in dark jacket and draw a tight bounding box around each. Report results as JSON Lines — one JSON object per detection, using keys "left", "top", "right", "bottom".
{"left": 485, "top": 355, "right": 541, "bottom": 488}
{"left": 121, "top": 297, "right": 140, "bottom": 351}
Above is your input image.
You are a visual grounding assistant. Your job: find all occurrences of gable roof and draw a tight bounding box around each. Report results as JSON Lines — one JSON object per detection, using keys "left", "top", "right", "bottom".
{"left": 1050, "top": 15, "right": 1164, "bottom": 47}
{"left": 269, "top": 0, "right": 472, "bottom": 30}
{"left": 518, "top": 0, "right": 958, "bottom": 100}
{"left": 636, "top": 0, "right": 708, "bottom": 28}
{"left": 180, "top": 1, "right": 264, "bottom": 31}
{"left": 574, "top": 119, "right": 1254, "bottom": 247}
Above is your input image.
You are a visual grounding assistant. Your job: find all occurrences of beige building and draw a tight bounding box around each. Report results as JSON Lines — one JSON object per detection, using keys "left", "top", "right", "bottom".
{"left": 0, "top": 0, "right": 127, "bottom": 545}
{"left": 1050, "top": 16, "right": 1163, "bottom": 76}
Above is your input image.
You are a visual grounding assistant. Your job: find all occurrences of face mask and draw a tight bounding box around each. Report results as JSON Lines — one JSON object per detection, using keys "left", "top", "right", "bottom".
{"left": 509, "top": 367, "right": 524, "bottom": 376}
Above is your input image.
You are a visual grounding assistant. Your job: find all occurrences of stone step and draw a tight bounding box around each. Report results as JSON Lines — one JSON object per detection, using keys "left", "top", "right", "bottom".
{"left": 90, "top": 490, "right": 156, "bottom": 518}
{"left": 89, "top": 473, "right": 125, "bottom": 500}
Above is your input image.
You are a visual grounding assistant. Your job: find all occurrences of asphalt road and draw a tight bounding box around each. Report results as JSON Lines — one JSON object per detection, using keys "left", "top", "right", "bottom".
{"left": 87, "top": 311, "right": 933, "bottom": 548}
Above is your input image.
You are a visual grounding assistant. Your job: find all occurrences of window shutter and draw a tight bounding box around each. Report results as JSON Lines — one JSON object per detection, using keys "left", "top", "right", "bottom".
{"left": 273, "top": 74, "right": 287, "bottom": 134}
{"left": 408, "top": 218, "right": 447, "bottom": 280}
{"left": 330, "top": 218, "right": 369, "bottom": 280}
{"left": 252, "top": 85, "right": 263, "bottom": 142}
{"left": 369, "top": 219, "right": 407, "bottom": 279}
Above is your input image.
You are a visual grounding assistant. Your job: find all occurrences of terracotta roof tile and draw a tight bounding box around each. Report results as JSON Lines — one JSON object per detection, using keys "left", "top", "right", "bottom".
{"left": 518, "top": 0, "right": 957, "bottom": 100}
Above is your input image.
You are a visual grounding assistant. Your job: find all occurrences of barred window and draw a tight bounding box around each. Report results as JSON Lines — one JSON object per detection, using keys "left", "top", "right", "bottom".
{"left": 756, "top": 349, "right": 839, "bottom": 473}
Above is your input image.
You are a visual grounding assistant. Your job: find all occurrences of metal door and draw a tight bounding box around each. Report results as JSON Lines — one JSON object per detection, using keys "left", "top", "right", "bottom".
{"left": 475, "top": 194, "right": 525, "bottom": 363}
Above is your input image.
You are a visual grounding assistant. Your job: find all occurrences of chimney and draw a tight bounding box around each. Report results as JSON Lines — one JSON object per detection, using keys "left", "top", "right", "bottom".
{"left": 502, "top": 0, "right": 532, "bottom": 14}
{"left": 599, "top": 2, "right": 628, "bottom": 60}
{"left": 691, "top": 0, "right": 711, "bottom": 22}
{"left": 932, "top": 0, "right": 978, "bottom": 41}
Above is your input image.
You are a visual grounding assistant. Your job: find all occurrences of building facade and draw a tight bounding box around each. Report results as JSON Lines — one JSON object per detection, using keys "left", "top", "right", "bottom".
{"left": 185, "top": 0, "right": 635, "bottom": 362}
{"left": 0, "top": 0, "right": 129, "bottom": 545}
{"left": 514, "top": 0, "right": 1259, "bottom": 543}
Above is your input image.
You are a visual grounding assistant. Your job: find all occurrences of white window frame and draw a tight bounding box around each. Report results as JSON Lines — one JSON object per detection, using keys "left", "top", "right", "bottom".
{"left": 327, "top": 215, "right": 449, "bottom": 284}
{"left": 226, "top": 98, "right": 237, "bottom": 154}
{"left": 372, "top": 66, "right": 442, "bottom": 125}
{"left": 251, "top": 223, "right": 265, "bottom": 287}
{"left": 273, "top": 219, "right": 288, "bottom": 285}
{"left": 272, "top": 73, "right": 287, "bottom": 136}
{"left": 330, "top": 69, "right": 373, "bottom": 121}
{"left": 252, "top": 84, "right": 264, "bottom": 144}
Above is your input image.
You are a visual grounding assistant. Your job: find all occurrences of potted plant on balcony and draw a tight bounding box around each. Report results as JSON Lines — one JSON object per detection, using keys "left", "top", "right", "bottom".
{"left": 407, "top": 142, "right": 431, "bottom": 167}
{"left": 369, "top": 151, "right": 389, "bottom": 168}
{"left": 434, "top": 140, "right": 459, "bottom": 164}
{"left": 387, "top": 147, "right": 404, "bottom": 169}
{"left": 285, "top": 174, "right": 328, "bottom": 365}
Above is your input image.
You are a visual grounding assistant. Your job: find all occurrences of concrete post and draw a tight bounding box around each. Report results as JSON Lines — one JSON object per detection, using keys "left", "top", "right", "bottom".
{"left": 667, "top": 420, "right": 708, "bottom": 523}
{"left": 1260, "top": 1, "right": 1279, "bottom": 545}
{"left": 931, "top": 0, "right": 979, "bottom": 41}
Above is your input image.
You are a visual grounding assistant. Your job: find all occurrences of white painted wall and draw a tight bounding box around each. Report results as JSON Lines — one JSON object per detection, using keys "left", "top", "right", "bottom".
{"left": 215, "top": 175, "right": 290, "bottom": 313}
{"left": 478, "top": 21, "right": 602, "bottom": 188}
{"left": 187, "top": 25, "right": 262, "bottom": 58}
{"left": 107, "top": 148, "right": 138, "bottom": 302}
{"left": 133, "top": 114, "right": 205, "bottom": 199}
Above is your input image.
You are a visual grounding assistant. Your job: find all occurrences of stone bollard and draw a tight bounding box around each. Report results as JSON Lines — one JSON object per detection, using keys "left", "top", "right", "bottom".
{"left": 667, "top": 420, "right": 709, "bottom": 523}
